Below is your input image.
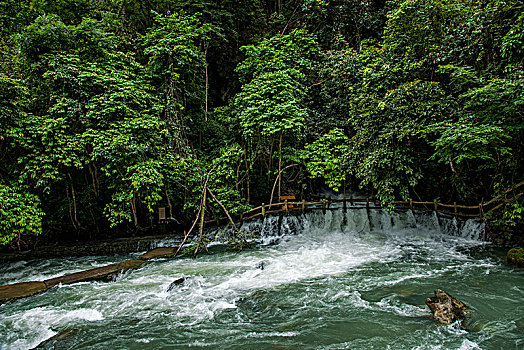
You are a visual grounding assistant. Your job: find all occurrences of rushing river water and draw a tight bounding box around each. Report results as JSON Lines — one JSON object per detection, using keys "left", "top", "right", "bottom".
{"left": 1, "top": 209, "right": 523, "bottom": 349}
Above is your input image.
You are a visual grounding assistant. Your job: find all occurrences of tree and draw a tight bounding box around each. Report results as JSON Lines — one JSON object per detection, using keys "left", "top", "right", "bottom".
{"left": 226, "top": 29, "right": 320, "bottom": 201}
{"left": 0, "top": 185, "right": 43, "bottom": 246}
{"left": 14, "top": 15, "right": 165, "bottom": 232}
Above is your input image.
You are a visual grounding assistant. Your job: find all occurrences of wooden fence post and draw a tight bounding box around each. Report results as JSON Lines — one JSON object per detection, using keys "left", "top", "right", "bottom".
{"left": 433, "top": 199, "right": 440, "bottom": 227}
{"left": 285, "top": 199, "right": 289, "bottom": 215}
{"left": 409, "top": 199, "right": 413, "bottom": 210}
{"left": 261, "top": 203, "right": 265, "bottom": 217}
{"left": 454, "top": 202, "right": 457, "bottom": 219}
{"left": 302, "top": 199, "right": 305, "bottom": 213}
{"left": 322, "top": 199, "right": 326, "bottom": 215}
{"left": 479, "top": 202, "right": 483, "bottom": 218}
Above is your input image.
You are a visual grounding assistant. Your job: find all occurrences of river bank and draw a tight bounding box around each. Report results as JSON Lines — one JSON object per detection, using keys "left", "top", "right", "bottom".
{"left": 0, "top": 233, "right": 184, "bottom": 263}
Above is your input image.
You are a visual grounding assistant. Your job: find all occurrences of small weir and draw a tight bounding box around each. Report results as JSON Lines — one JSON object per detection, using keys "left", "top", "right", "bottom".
{"left": 236, "top": 201, "right": 486, "bottom": 244}
{"left": 1, "top": 204, "right": 522, "bottom": 349}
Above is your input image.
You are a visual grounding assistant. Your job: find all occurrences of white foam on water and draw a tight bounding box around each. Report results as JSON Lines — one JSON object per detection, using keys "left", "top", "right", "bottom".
{"left": 2, "top": 307, "right": 103, "bottom": 349}
{"left": 459, "top": 339, "right": 482, "bottom": 349}
{"left": 244, "top": 331, "right": 299, "bottom": 338}
{"left": 338, "top": 290, "right": 426, "bottom": 318}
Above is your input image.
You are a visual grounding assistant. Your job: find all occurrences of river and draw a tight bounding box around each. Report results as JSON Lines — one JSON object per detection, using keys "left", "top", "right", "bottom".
{"left": 1, "top": 209, "right": 523, "bottom": 349}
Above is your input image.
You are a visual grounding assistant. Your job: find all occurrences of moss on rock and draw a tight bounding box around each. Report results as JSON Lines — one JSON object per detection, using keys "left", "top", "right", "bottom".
{"left": 507, "top": 248, "right": 524, "bottom": 267}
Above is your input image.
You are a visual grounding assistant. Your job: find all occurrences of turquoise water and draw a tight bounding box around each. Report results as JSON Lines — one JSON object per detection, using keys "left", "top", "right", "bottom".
{"left": 0, "top": 210, "right": 522, "bottom": 349}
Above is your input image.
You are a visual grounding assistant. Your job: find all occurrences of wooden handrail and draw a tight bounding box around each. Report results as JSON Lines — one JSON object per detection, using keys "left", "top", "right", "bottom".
{"left": 201, "top": 185, "right": 523, "bottom": 228}
{"left": 437, "top": 203, "right": 480, "bottom": 209}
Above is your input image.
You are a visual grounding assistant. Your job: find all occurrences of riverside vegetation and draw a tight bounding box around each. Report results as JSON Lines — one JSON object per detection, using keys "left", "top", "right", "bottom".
{"left": 0, "top": 0, "right": 523, "bottom": 250}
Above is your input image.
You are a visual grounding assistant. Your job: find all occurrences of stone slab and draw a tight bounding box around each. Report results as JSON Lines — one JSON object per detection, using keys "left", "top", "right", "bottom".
{"left": 0, "top": 281, "right": 47, "bottom": 303}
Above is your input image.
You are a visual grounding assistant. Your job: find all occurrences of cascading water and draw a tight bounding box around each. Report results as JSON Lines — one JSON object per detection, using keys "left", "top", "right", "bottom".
{"left": 0, "top": 209, "right": 522, "bottom": 349}
{"left": 239, "top": 208, "right": 485, "bottom": 241}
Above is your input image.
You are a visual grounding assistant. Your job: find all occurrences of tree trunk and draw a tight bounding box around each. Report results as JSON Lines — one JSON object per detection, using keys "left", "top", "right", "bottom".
{"left": 131, "top": 195, "right": 138, "bottom": 228}
{"left": 194, "top": 186, "right": 207, "bottom": 257}
{"left": 278, "top": 130, "right": 282, "bottom": 199}
{"left": 67, "top": 173, "right": 80, "bottom": 230}
{"left": 165, "top": 188, "right": 173, "bottom": 219}
{"left": 243, "top": 143, "right": 251, "bottom": 202}
{"left": 204, "top": 42, "right": 209, "bottom": 122}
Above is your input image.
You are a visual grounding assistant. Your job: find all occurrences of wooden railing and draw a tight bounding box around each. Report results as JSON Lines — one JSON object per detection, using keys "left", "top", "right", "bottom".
{"left": 199, "top": 181, "right": 524, "bottom": 226}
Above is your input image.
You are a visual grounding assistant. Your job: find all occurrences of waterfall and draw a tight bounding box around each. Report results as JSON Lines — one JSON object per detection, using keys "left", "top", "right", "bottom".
{"left": 237, "top": 208, "right": 486, "bottom": 243}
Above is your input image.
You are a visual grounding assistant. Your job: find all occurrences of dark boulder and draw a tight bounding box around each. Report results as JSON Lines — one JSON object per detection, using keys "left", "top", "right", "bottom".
{"left": 167, "top": 277, "right": 186, "bottom": 292}
{"left": 254, "top": 260, "right": 270, "bottom": 270}
{"left": 425, "top": 289, "right": 469, "bottom": 325}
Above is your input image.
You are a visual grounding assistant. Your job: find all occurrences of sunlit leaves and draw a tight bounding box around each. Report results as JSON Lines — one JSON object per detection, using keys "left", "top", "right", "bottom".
{"left": 233, "top": 69, "right": 307, "bottom": 138}
{"left": 426, "top": 121, "right": 512, "bottom": 165}
{"left": 302, "top": 128, "right": 350, "bottom": 192}
{"left": 141, "top": 11, "right": 211, "bottom": 81}
{"left": 0, "top": 185, "right": 43, "bottom": 245}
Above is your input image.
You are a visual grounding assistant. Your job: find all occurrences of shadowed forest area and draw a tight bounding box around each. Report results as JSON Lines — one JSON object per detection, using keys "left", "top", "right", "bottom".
{"left": 0, "top": 0, "right": 523, "bottom": 249}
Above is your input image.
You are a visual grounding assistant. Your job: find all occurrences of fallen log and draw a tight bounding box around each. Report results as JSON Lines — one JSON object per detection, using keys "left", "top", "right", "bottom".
{"left": 0, "top": 281, "right": 47, "bottom": 303}
{"left": 139, "top": 247, "right": 177, "bottom": 260}
{"left": 44, "top": 260, "right": 147, "bottom": 288}
{"left": 0, "top": 259, "right": 148, "bottom": 304}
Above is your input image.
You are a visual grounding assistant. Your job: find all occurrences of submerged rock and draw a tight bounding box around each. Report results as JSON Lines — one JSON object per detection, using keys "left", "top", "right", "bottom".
{"left": 31, "top": 329, "right": 78, "bottom": 349}
{"left": 167, "top": 277, "right": 186, "bottom": 292}
{"left": 507, "top": 248, "right": 524, "bottom": 267}
{"left": 425, "top": 289, "right": 469, "bottom": 325}
{"left": 254, "top": 260, "right": 270, "bottom": 270}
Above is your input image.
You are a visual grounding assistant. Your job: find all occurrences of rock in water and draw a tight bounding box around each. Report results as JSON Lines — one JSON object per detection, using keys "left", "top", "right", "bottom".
{"left": 167, "top": 277, "right": 186, "bottom": 292}
{"left": 254, "top": 260, "right": 269, "bottom": 270}
{"left": 425, "top": 289, "right": 469, "bottom": 325}
{"left": 31, "top": 329, "right": 78, "bottom": 349}
{"left": 507, "top": 248, "right": 524, "bottom": 267}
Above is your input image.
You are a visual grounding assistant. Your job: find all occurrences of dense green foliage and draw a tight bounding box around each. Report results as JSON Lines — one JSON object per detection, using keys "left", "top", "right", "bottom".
{"left": 0, "top": 0, "right": 522, "bottom": 247}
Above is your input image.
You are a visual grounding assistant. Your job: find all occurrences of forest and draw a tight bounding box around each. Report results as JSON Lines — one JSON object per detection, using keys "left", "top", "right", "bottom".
{"left": 0, "top": 0, "right": 523, "bottom": 249}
